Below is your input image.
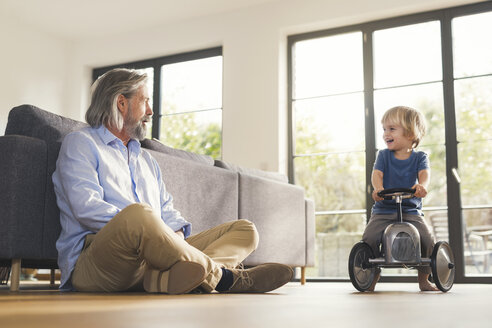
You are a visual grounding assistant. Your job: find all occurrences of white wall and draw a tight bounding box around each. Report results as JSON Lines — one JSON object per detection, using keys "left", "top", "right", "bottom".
{"left": 2, "top": 0, "right": 480, "bottom": 172}
{"left": 0, "top": 15, "right": 69, "bottom": 135}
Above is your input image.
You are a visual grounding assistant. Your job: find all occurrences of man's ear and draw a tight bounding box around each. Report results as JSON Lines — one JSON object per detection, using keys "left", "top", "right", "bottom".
{"left": 116, "top": 94, "right": 128, "bottom": 114}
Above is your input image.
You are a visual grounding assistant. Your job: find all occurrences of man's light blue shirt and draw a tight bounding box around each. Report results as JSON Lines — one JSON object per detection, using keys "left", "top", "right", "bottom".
{"left": 52, "top": 125, "right": 191, "bottom": 290}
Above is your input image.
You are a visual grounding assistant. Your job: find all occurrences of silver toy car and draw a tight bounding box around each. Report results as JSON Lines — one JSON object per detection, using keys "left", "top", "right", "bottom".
{"left": 348, "top": 188, "right": 455, "bottom": 292}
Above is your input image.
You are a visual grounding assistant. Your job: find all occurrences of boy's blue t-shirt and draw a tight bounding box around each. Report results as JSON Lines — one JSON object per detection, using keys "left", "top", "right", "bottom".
{"left": 372, "top": 149, "right": 430, "bottom": 215}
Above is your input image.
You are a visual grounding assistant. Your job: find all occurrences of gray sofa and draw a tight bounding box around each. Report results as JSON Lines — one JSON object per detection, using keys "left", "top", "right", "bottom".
{"left": 0, "top": 105, "right": 315, "bottom": 291}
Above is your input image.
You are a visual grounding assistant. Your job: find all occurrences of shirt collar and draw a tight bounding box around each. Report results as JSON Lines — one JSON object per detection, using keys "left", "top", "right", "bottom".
{"left": 95, "top": 125, "right": 142, "bottom": 156}
{"left": 96, "top": 125, "right": 119, "bottom": 145}
{"left": 128, "top": 138, "right": 142, "bottom": 156}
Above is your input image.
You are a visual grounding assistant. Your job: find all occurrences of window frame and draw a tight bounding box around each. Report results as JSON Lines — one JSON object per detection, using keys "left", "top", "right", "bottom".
{"left": 92, "top": 47, "right": 223, "bottom": 145}
{"left": 288, "top": 1, "right": 492, "bottom": 283}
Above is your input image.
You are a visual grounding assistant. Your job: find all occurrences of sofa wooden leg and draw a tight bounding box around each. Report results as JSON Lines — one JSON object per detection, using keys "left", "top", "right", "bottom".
{"left": 10, "top": 259, "right": 21, "bottom": 292}
{"left": 50, "top": 269, "right": 56, "bottom": 287}
{"left": 301, "top": 266, "right": 306, "bottom": 285}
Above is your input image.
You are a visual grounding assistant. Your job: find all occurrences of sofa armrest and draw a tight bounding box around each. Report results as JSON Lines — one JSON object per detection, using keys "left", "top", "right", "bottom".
{"left": 239, "top": 173, "right": 306, "bottom": 267}
{"left": 0, "top": 135, "right": 47, "bottom": 259}
{"left": 305, "top": 198, "right": 315, "bottom": 267}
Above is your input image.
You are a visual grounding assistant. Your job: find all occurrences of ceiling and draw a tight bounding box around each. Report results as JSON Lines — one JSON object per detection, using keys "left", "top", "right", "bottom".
{"left": 1, "top": 0, "right": 281, "bottom": 40}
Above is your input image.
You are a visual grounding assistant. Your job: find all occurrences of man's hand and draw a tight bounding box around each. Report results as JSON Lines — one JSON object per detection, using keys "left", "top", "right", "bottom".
{"left": 412, "top": 184, "right": 428, "bottom": 198}
{"left": 175, "top": 229, "right": 185, "bottom": 239}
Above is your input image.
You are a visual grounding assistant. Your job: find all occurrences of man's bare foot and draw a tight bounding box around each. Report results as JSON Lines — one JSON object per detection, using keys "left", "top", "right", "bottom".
{"left": 418, "top": 272, "right": 439, "bottom": 291}
{"left": 368, "top": 269, "right": 381, "bottom": 291}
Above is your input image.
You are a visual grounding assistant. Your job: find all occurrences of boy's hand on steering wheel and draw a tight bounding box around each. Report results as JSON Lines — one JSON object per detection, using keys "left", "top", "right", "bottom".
{"left": 412, "top": 184, "right": 428, "bottom": 198}
{"left": 372, "top": 188, "right": 384, "bottom": 202}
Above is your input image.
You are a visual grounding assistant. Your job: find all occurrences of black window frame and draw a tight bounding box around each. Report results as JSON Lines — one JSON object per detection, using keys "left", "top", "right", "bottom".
{"left": 92, "top": 47, "right": 223, "bottom": 142}
{"left": 288, "top": 1, "right": 492, "bottom": 283}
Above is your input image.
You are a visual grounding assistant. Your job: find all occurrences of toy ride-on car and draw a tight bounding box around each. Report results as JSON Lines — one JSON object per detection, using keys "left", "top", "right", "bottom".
{"left": 348, "top": 188, "right": 455, "bottom": 292}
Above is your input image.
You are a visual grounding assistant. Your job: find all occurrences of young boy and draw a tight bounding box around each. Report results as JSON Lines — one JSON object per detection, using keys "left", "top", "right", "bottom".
{"left": 362, "top": 106, "right": 438, "bottom": 291}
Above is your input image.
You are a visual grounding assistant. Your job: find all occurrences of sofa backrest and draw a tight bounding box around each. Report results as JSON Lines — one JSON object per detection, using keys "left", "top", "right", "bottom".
{"left": 5, "top": 105, "right": 88, "bottom": 142}
{"left": 141, "top": 138, "right": 214, "bottom": 166}
{"left": 147, "top": 149, "right": 239, "bottom": 234}
{"left": 5, "top": 105, "right": 87, "bottom": 258}
{"left": 214, "top": 159, "right": 288, "bottom": 183}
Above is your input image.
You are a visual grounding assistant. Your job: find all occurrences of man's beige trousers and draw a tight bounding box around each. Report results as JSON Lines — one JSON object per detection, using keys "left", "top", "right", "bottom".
{"left": 72, "top": 203, "right": 259, "bottom": 292}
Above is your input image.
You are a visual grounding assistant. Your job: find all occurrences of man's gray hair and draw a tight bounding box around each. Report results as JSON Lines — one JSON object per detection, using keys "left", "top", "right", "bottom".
{"left": 86, "top": 68, "right": 148, "bottom": 130}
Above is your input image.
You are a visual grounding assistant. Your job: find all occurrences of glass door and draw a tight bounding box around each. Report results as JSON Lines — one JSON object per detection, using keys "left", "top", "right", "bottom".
{"left": 292, "top": 32, "right": 366, "bottom": 278}
{"left": 373, "top": 21, "right": 448, "bottom": 276}
{"left": 288, "top": 2, "right": 492, "bottom": 282}
{"left": 452, "top": 11, "right": 492, "bottom": 276}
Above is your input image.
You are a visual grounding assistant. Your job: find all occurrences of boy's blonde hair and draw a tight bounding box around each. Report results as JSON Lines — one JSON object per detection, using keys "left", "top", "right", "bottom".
{"left": 382, "top": 106, "right": 426, "bottom": 148}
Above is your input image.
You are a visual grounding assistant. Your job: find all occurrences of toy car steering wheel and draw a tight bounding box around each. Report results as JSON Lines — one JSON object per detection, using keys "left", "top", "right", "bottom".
{"left": 377, "top": 188, "right": 416, "bottom": 200}
{"left": 377, "top": 188, "right": 416, "bottom": 223}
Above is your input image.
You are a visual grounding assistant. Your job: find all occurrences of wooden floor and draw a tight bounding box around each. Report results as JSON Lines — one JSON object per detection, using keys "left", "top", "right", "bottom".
{"left": 1, "top": 281, "right": 490, "bottom": 327}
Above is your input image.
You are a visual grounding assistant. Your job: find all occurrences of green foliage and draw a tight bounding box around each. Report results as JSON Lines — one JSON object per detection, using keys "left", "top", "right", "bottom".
{"left": 294, "top": 116, "right": 366, "bottom": 234}
{"left": 419, "top": 99, "right": 447, "bottom": 207}
{"left": 159, "top": 112, "right": 222, "bottom": 159}
{"left": 455, "top": 78, "right": 492, "bottom": 209}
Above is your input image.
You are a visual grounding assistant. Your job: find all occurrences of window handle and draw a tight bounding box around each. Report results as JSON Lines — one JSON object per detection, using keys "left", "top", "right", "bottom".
{"left": 452, "top": 167, "right": 461, "bottom": 184}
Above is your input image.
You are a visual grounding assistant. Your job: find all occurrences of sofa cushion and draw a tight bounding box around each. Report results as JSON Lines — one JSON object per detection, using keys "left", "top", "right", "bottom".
{"left": 147, "top": 149, "right": 238, "bottom": 234}
{"left": 214, "top": 160, "right": 288, "bottom": 183}
{"left": 141, "top": 138, "right": 214, "bottom": 166}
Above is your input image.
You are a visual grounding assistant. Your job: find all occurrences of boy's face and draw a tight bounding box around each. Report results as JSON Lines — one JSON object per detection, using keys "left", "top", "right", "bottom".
{"left": 382, "top": 121, "right": 414, "bottom": 152}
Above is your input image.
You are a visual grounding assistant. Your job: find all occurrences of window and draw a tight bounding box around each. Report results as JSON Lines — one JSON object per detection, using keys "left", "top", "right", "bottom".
{"left": 292, "top": 32, "right": 366, "bottom": 277}
{"left": 453, "top": 11, "right": 492, "bottom": 276}
{"left": 93, "top": 47, "right": 223, "bottom": 158}
{"left": 288, "top": 2, "right": 492, "bottom": 283}
{"left": 373, "top": 21, "right": 448, "bottom": 277}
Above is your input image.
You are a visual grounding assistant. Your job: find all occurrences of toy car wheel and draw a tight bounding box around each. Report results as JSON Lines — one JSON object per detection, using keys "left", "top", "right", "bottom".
{"left": 431, "top": 241, "right": 455, "bottom": 292}
{"left": 348, "top": 241, "right": 377, "bottom": 292}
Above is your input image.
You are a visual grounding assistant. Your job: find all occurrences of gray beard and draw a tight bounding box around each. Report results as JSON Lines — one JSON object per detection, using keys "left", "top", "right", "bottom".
{"left": 126, "top": 120, "right": 147, "bottom": 140}
{"left": 124, "top": 106, "right": 150, "bottom": 141}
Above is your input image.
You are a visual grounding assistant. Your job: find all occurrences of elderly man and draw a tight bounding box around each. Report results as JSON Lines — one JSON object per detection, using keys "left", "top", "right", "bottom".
{"left": 53, "top": 68, "right": 292, "bottom": 294}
